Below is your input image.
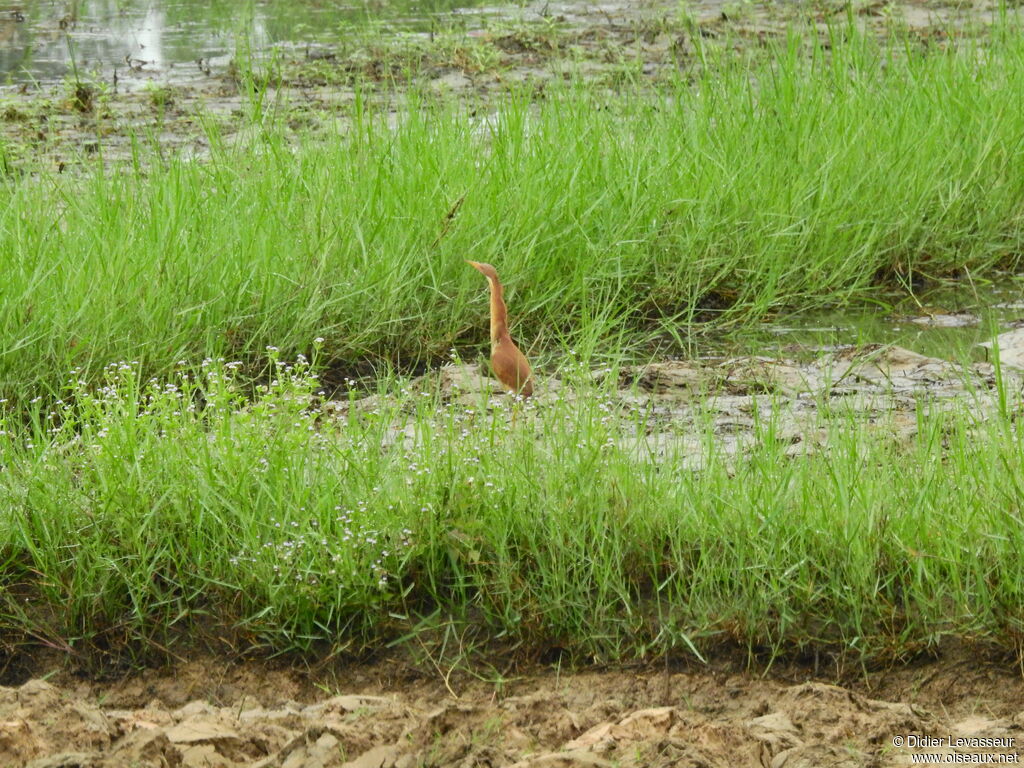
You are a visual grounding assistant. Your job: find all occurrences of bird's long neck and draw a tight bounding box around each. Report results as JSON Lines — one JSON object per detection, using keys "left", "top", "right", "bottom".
{"left": 487, "top": 277, "right": 511, "bottom": 346}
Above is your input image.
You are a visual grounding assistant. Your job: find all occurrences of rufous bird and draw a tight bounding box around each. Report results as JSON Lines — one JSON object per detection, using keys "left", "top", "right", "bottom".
{"left": 466, "top": 261, "right": 534, "bottom": 397}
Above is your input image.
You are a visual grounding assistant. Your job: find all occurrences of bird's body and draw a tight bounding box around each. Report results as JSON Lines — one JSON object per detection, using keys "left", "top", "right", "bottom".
{"left": 467, "top": 261, "right": 533, "bottom": 397}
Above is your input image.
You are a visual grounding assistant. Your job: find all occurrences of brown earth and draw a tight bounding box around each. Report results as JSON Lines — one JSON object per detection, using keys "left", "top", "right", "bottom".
{"left": 3, "top": 646, "right": 1023, "bottom": 768}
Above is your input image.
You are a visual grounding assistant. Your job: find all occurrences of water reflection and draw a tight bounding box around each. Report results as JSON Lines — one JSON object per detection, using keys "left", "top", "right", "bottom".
{"left": 0, "top": 0, "right": 482, "bottom": 86}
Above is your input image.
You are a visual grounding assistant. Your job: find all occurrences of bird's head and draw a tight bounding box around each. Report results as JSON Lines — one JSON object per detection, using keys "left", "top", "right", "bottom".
{"left": 466, "top": 260, "right": 499, "bottom": 282}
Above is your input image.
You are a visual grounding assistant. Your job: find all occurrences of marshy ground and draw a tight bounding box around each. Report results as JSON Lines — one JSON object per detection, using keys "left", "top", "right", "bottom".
{"left": 4, "top": 0, "right": 1024, "bottom": 766}
{"left": 0, "top": 0, "right": 1017, "bottom": 167}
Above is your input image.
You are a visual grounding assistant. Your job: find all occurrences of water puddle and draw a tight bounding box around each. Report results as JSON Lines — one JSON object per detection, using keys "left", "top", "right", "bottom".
{"left": 713, "top": 278, "right": 1024, "bottom": 364}
{"left": 0, "top": 0, "right": 487, "bottom": 87}
{"left": 0, "top": 0, "right": 1013, "bottom": 169}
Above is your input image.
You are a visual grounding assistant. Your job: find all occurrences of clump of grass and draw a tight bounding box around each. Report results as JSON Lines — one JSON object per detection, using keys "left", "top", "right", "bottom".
{"left": 62, "top": 31, "right": 99, "bottom": 114}
{"left": 69, "top": 81, "right": 96, "bottom": 113}
{"left": 4, "top": 24, "right": 1024, "bottom": 404}
{"left": 144, "top": 83, "right": 176, "bottom": 110}
{"left": 293, "top": 23, "right": 510, "bottom": 85}
{"left": 1, "top": 353, "right": 1023, "bottom": 668}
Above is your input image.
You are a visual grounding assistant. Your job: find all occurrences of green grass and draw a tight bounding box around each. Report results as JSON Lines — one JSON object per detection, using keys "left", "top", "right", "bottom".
{"left": 1, "top": 354, "right": 1022, "bottom": 668}
{"left": 4, "top": 25, "right": 1024, "bottom": 404}
{"left": 4, "top": 21, "right": 1024, "bottom": 673}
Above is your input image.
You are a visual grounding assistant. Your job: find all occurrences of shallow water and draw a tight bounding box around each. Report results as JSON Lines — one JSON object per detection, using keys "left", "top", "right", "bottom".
{"left": 0, "top": 0, "right": 486, "bottom": 86}
{"left": 712, "top": 278, "right": 1024, "bottom": 364}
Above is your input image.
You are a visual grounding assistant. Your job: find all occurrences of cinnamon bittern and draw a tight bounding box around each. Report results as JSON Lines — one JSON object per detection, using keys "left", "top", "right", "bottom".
{"left": 466, "top": 261, "right": 534, "bottom": 397}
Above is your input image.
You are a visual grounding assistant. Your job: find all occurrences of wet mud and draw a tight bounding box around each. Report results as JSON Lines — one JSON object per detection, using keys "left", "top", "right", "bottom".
{"left": 336, "top": 325, "right": 1024, "bottom": 471}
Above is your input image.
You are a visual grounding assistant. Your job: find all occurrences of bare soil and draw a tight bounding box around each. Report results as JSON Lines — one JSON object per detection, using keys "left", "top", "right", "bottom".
{"left": 3, "top": 645, "right": 1023, "bottom": 768}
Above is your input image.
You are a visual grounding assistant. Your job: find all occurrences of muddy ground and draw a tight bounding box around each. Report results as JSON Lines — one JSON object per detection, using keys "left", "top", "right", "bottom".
{"left": 337, "top": 323, "right": 1024, "bottom": 474}
{"left": 4, "top": 646, "right": 1024, "bottom": 768}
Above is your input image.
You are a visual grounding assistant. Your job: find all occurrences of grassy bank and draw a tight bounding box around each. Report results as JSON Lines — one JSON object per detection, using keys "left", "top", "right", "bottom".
{"left": 4, "top": 20, "right": 1024, "bottom": 673}
{"left": 4, "top": 25, "right": 1024, "bottom": 402}
{"left": 1, "top": 355, "right": 1022, "bottom": 668}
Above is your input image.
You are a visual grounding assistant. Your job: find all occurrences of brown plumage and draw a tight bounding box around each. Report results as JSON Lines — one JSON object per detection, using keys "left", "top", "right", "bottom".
{"left": 466, "top": 261, "right": 534, "bottom": 397}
